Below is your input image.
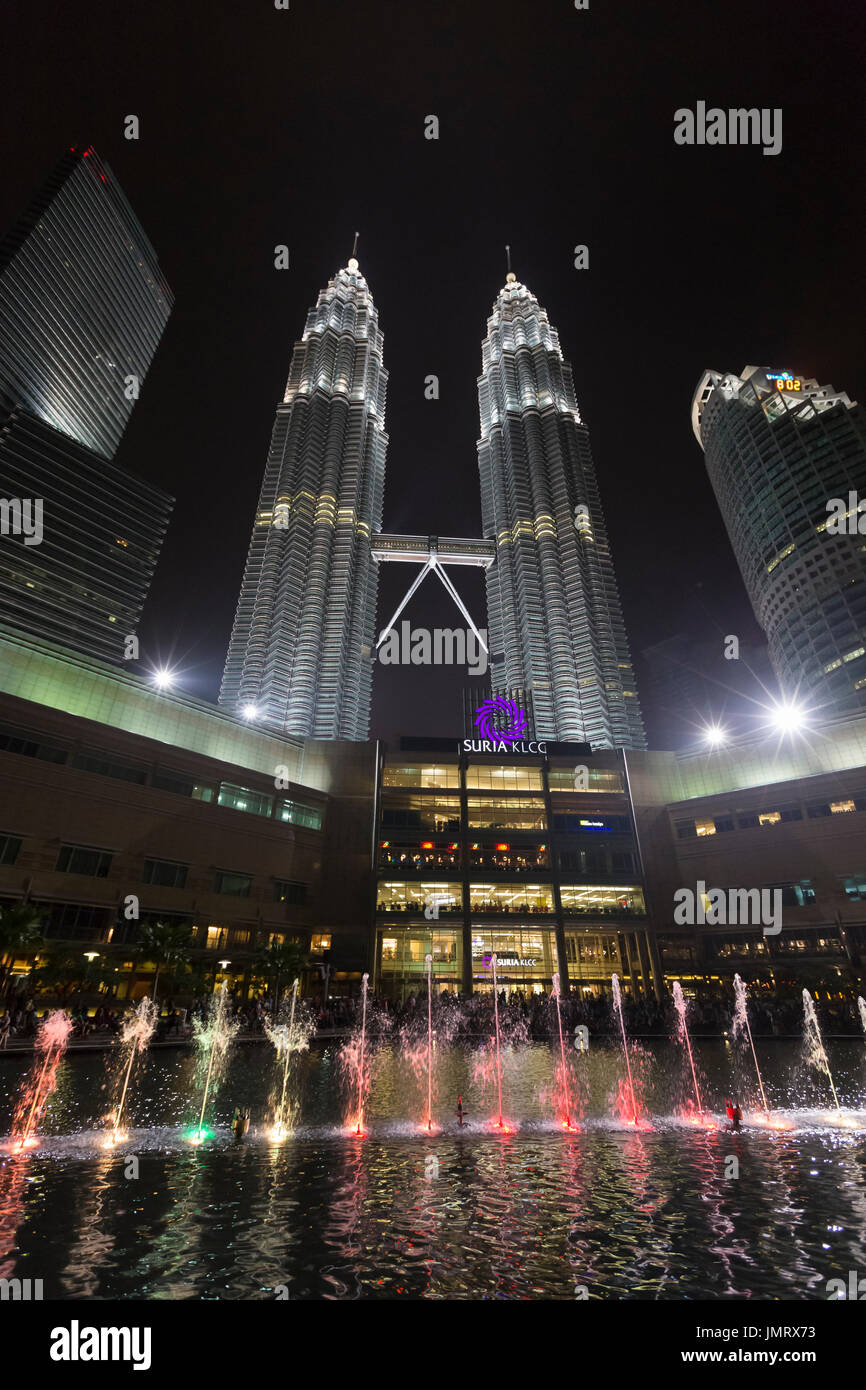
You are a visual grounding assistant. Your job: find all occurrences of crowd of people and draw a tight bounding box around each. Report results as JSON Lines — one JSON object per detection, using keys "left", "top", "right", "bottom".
{"left": 1, "top": 982, "right": 864, "bottom": 1046}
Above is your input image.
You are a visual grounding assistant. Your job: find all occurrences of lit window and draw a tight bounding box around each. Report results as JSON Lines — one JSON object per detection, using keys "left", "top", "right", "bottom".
{"left": 830, "top": 800, "right": 856, "bottom": 814}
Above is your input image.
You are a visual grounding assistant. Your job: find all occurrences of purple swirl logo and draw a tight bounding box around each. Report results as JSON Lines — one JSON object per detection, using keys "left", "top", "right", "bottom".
{"left": 473, "top": 697, "right": 529, "bottom": 743}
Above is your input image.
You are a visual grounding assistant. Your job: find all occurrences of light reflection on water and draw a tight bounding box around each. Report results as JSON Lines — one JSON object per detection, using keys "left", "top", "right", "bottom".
{"left": 0, "top": 1040, "right": 864, "bottom": 1299}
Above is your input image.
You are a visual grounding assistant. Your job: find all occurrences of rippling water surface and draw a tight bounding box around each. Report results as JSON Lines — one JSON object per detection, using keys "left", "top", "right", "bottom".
{"left": 1, "top": 1039, "right": 865, "bottom": 1299}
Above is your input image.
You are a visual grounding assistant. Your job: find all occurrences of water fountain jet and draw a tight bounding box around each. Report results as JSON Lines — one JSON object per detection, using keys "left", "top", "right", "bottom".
{"left": 611, "top": 974, "right": 640, "bottom": 1126}
{"left": 10, "top": 1010, "right": 73, "bottom": 1152}
{"left": 105, "top": 997, "right": 157, "bottom": 1147}
{"left": 188, "top": 984, "right": 239, "bottom": 1144}
{"left": 552, "top": 973, "right": 576, "bottom": 1130}
{"left": 672, "top": 982, "right": 707, "bottom": 1126}
{"left": 731, "top": 974, "right": 770, "bottom": 1121}
{"left": 802, "top": 988, "right": 842, "bottom": 1118}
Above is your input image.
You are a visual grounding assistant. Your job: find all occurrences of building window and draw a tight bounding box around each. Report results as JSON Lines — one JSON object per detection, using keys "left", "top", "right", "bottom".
{"left": 769, "top": 880, "right": 816, "bottom": 906}
{"left": 382, "top": 764, "right": 460, "bottom": 789}
{"left": 547, "top": 768, "right": 624, "bottom": 794}
{"left": 152, "top": 769, "right": 215, "bottom": 801}
{"left": 469, "top": 882, "right": 554, "bottom": 914}
{"left": 276, "top": 798, "right": 323, "bottom": 830}
{"left": 377, "top": 881, "right": 462, "bottom": 914}
{"left": 382, "top": 796, "right": 460, "bottom": 834}
{"left": 830, "top": 799, "right": 856, "bottom": 814}
{"left": 713, "top": 817, "right": 735, "bottom": 833}
{"left": 56, "top": 844, "right": 113, "bottom": 877}
{"left": 465, "top": 764, "right": 543, "bottom": 792}
{"left": 214, "top": 870, "right": 252, "bottom": 898}
{"left": 218, "top": 783, "right": 274, "bottom": 818}
{"left": 0, "top": 725, "right": 68, "bottom": 764}
{"left": 560, "top": 885, "right": 645, "bottom": 915}
{"left": 142, "top": 858, "right": 188, "bottom": 889}
{"left": 807, "top": 803, "right": 832, "bottom": 818}
{"left": 675, "top": 820, "right": 697, "bottom": 839}
{"left": 274, "top": 879, "right": 308, "bottom": 905}
{"left": 841, "top": 875, "right": 866, "bottom": 901}
{"left": 695, "top": 818, "right": 716, "bottom": 837}
{"left": 0, "top": 834, "right": 22, "bottom": 866}
{"left": 71, "top": 751, "right": 148, "bottom": 784}
{"left": 311, "top": 933, "right": 331, "bottom": 953}
{"left": 758, "top": 811, "right": 781, "bottom": 827}
{"left": 466, "top": 797, "right": 546, "bottom": 831}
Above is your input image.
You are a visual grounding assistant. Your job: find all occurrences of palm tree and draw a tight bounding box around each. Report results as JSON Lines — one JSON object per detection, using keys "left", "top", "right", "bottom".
{"left": 253, "top": 938, "right": 308, "bottom": 1012}
{"left": 0, "top": 903, "right": 44, "bottom": 998}
{"left": 138, "top": 921, "right": 194, "bottom": 1002}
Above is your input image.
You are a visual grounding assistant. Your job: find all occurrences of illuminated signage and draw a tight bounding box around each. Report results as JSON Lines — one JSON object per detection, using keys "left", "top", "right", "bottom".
{"left": 461, "top": 738, "right": 547, "bottom": 754}
{"left": 766, "top": 372, "right": 802, "bottom": 392}
{"left": 580, "top": 819, "right": 605, "bottom": 829}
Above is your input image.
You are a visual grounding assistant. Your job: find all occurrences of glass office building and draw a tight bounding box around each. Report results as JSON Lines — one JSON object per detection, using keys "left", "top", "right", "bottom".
{"left": 0, "top": 145, "right": 173, "bottom": 461}
{"left": 477, "top": 271, "right": 645, "bottom": 748}
{"left": 220, "top": 256, "right": 387, "bottom": 739}
{"left": 373, "top": 736, "right": 655, "bottom": 1000}
{"left": 692, "top": 365, "right": 866, "bottom": 716}
{"left": 0, "top": 145, "right": 174, "bottom": 662}
{"left": 0, "top": 393, "right": 172, "bottom": 662}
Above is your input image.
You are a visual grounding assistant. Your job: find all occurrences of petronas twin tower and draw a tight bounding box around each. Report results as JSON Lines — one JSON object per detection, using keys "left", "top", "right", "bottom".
{"left": 220, "top": 255, "right": 645, "bottom": 750}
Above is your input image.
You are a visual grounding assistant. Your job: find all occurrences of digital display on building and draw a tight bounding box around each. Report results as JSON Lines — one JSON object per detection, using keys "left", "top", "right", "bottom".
{"left": 767, "top": 372, "right": 802, "bottom": 392}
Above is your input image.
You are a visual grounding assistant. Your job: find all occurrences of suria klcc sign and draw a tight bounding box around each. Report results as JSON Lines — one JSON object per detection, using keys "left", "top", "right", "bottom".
{"left": 461, "top": 698, "right": 547, "bottom": 754}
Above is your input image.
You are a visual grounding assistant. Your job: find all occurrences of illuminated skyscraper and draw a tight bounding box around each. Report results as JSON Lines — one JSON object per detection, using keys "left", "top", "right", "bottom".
{"left": 0, "top": 145, "right": 173, "bottom": 662}
{"left": 692, "top": 365, "right": 866, "bottom": 716}
{"left": 0, "top": 145, "right": 173, "bottom": 460}
{"left": 477, "top": 271, "right": 645, "bottom": 747}
{"left": 220, "top": 255, "right": 387, "bottom": 738}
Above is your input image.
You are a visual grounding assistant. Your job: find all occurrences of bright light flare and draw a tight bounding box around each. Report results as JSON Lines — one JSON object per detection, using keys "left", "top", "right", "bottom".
{"left": 702, "top": 724, "right": 727, "bottom": 747}
{"left": 769, "top": 700, "right": 807, "bottom": 733}
{"left": 152, "top": 668, "right": 176, "bottom": 690}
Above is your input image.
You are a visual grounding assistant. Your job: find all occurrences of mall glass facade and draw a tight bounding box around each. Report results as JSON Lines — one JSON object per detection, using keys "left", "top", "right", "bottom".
{"left": 374, "top": 737, "right": 656, "bottom": 1000}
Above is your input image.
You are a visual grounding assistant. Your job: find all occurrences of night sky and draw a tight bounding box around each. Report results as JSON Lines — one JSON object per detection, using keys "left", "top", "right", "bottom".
{"left": 3, "top": 0, "right": 864, "bottom": 746}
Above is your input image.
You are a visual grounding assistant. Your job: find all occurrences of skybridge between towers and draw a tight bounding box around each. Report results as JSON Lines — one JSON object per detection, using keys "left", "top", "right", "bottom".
{"left": 371, "top": 534, "right": 495, "bottom": 654}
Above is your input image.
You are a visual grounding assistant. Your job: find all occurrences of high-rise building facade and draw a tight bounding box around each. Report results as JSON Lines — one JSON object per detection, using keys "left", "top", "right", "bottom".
{"left": 692, "top": 366, "right": 866, "bottom": 717}
{"left": 0, "top": 145, "right": 174, "bottom": 662}
{"left": 0, "top": 145, "right": 173, "bottom": 460}
{"left": 477, "top": 272, "right": 645, "bottom": 748}
{"left": 220, "top": 256, "right": 387, "bottom": 739}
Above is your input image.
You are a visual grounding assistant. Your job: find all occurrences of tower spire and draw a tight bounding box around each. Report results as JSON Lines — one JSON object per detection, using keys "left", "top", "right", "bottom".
{"left": 349, "top": 230, "right": 359, "bottom": 266}
{"left": 505, "top": 243, "right": 515, "bottom": 284}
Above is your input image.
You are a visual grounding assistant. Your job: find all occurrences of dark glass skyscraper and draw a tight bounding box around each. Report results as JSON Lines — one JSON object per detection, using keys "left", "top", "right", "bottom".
{"left": 0, "top": 145, "right": 173, "bottom": 663}
{"left": 477, "top": 271, "right": 645, "bottom": 747}
{"left": 692, "top": 365, "right": 866, "bottom": 717}
{"left": 220, "top": 255, "right": 387, "bottom": 739}
{"left": 0, "top": 145, "right": 172, "bottom": 460}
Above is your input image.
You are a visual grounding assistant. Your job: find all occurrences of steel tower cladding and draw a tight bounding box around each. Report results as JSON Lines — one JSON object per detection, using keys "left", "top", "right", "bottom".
{"left": 692, "top": 366, "right": 866, "bottom": 716}
{"left": 0, "top": 145, "right": 173, "bottom": 461}
{"left": 221, "top": 256, "right": 387, "bottom": 739}
{"left": 477, "top": 272, "right": 645, "bottom": 748}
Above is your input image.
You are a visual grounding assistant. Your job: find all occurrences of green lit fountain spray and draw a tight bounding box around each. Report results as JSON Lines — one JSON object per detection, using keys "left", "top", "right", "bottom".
{"left": 189, "top": 983, "right": 239, "bottom": 1144}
